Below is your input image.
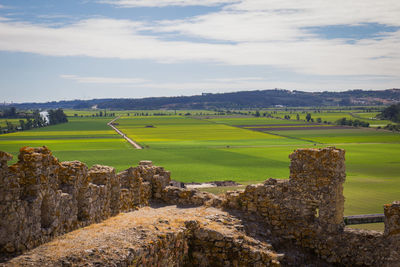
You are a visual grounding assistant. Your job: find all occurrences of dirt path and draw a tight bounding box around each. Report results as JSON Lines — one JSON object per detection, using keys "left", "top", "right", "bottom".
{"left": 108, "top": 116, "right": 143, "bottom": 149}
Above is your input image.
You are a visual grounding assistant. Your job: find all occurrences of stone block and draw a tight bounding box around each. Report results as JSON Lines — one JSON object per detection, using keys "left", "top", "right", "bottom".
{"left": 384, "top": 201, "right": 400, "bottom": 237}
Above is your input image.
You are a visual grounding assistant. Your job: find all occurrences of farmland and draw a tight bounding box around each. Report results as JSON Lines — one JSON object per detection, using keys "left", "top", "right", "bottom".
{"left": 0, "top": 117, "right": 135, "bottom": 171}
{"left": 0, "top": 109, "right": 399, "bottom": 230}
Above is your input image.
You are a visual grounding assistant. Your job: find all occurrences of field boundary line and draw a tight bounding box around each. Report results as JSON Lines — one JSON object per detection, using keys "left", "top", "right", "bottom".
{"left": 256, "top": 130, "right": 321, "bottom": 144}
{"left": 107, "top": 117, "right": 143, "bottom": 149}
{"left": 196, "top": 116, "right": 321, "bottom": 144}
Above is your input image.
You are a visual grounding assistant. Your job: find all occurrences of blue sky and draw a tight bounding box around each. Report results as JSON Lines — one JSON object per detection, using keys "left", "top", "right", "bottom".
{"left": 0, "top": 0, "right": 400, "bottom": 103}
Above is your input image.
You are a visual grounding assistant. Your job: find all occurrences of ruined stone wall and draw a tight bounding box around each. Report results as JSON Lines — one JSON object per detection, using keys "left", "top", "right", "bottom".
{"left": 1, "top": 146, "right": 400, "bottom": 266}
{"left": 184, "top": 220, "right": 281, "bottom": 266}
{"left": 223, "top": 147, "right": 400, "bottom": 266}
{"left": 0, "top": 147, "right": 169, "bottom": 255}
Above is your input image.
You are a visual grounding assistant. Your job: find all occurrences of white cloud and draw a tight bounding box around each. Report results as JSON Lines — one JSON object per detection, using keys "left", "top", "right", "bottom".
{"left": 60, "top": 74, "right": 148, "bottom": 84}
{"left": 206, "top": 77, "right": 265, "bottom": 82}
{"left": 99, "top": 0, "right": 238, "bottom": 8}
{"left": 156, "top": 0, "right": 400, "bottom": 42}
{"left": 0, "top": 0, "right": 400, "bottom": 79}
{"left": 58, "top": 74, "right": 400, "bottom": 93}
{"left": 115, "top": 77, "right": 400, "bottom": 94}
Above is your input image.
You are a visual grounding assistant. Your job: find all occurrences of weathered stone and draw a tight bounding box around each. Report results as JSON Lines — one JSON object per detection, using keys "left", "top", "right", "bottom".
{"left": 0, "top": 146, "right": 399, "bottom": 266}
{"left": 222, "top": 147, "right": 399, "bottom": 266}
{"left": 384, "top": 201, "right": 400, "bottom": 237}
{"left": 0, "top": 147, "right": 170, "bottom": 255}
{"left": 139, "top": 160, "right": 153, "bottom": 166}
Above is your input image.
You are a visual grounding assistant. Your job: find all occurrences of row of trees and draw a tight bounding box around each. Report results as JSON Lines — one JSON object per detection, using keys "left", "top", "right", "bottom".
{"left": 0, "top": 107, "right": 18, "bottom": 118}
{"left": 336, "top": 118, "right": 370, "bottom": 127}
{"left": 383, "top": 124, "right": 400, "bottom": 132}
{"left": 1, "top": 109, "right": 68, "bottom": 134}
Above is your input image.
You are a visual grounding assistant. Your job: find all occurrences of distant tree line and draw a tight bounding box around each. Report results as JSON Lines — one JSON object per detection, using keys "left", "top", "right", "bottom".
{"left": 0, "top": 108, "right": 68, "bottom": 134}
{"left": 376, "top": 103, "right": 400, "bottom": 131}
{"left": 335, "top": 118, "right": 369, "bottom": 127}
{"left": 382, "top": 124, "right": 400, "bottom": 132}
{"left": 9, "top": 89, "right": 400, "bottom": 110}
{"left": 0, "top": 107, "right": 18, "bottom": 118}
{"left": 378, "top": 103, "right": 400, "bottom": 122}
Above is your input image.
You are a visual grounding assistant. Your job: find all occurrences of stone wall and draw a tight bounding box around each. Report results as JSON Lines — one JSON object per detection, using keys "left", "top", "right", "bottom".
{"left": 184, "top": 220, "right": 281, "bottom": 266}
{"left": 223, "top": 147, "right": 400, "bottom": 266}
{"left": 1, "top": 146, "right": 400, "bottom": 266}
{"left": 0, "top": 147, "right": 169, "bottom": 255}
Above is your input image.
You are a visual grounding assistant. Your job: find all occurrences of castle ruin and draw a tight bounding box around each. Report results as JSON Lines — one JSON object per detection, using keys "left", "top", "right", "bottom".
{"left": 0, "top": 146, "right": 399, "bottom": 266}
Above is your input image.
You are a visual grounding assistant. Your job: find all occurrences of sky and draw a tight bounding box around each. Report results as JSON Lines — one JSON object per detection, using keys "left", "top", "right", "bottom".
{"left": 0, "top": 0, "right": 400, "bottom": 103}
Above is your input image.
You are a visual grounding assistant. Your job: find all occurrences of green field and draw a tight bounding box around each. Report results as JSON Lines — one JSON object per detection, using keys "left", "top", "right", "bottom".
{"left": 114, "top": 116, "right": 310, "bottom": 181}
{"left": 0, "top": 111, "right": 399, "bottom": 230}
{"left": 0, "top": 117, "right": 136, "bottom": 171}
{"left": 207, "top": 117, "right": 307, "bottom": 125}
{"left": 263, "top": 110, "right": 391, "bottom": 127}
{"left": 269, "top": 128, "right": 400, "bottom": 144}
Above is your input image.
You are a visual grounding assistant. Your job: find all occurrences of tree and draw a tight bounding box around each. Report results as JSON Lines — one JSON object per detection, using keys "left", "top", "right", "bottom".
{"left": 306, "top": 113, "right": 312, "bottom": 122}
{"left": 6, "top": 121, "right": 15, "bottom": 132}
{"left": 19, "top": 120, "right": 26, "bottom": 130}
{"left": 296, "top": 114, "right": 300, "bottom": 120}
{"left": 335, "top": 117, "right": 369, "bottom": 128}
{"left": 48, "top": 109, "right": 68, "bottom": 125}
{"left": 3, "top": 107, "right": 17, "bottom": 117}
{"left": 378, "top": 103, "right": 400, "bottom": 122}
{"left": 41, "top": 109, "right": 68, "bottom": 126}
{"left": 316, "top": 117, "right": 322, "bottom": 123}
{"left": 255, "top": 110, "right": 260, "bottom": 117}
{"left": 26, "top": 118, "right": 33, "bottom": 130}
{"left": 32, "top": 110, "right": 45, "bottom": 128}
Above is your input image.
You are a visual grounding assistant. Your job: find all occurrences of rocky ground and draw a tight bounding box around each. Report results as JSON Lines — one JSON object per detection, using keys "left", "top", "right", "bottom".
{"left": 1, "top": 203, "right": 332, "bottom": 267}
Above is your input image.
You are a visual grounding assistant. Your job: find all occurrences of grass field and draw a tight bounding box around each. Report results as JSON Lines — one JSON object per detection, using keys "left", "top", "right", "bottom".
{"left": 207, "top": 117, "right": 307, "bottom": 125}
{"left": 0, "top": 117, "right": 137, "bottom": 171}
{"left": 0, "top": 112, "right": 399, "bottom": 231}
{"left": 220, "top": 107, "right": 391, "bottom": 128}
{"left": 115, "top": 116, "right": 311, "bottom": 181}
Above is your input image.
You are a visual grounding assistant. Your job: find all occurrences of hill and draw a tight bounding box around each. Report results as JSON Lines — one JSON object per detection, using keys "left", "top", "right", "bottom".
{"left": 7, "top": 88, "right": 400, "bottom": 110}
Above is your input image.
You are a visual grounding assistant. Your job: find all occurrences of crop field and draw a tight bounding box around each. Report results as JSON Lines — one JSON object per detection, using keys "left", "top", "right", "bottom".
{"left": 114, "top": 115, "right": 399, "bottom": 221}
{"left": 114, "top": 116, "right": 311, "bottom": 182}
{"left": 260, "top": 109, "right": 391, "bottom": 127}
{"left": 0, "top": 111, "right": 399, "bottom": 231}
{"left": 0, "top": 117, "right": 136, "bottom": 171}
{"left": 208, "top": 117, "right": 308, "bottom": 125}
{"left": 207, "top": 117, "right": 400, "bottom": 213}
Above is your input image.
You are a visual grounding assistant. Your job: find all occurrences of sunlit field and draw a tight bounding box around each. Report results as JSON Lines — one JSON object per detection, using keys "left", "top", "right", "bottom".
{"left": 0, "top": 110, "right": 399, "bottom": 229}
